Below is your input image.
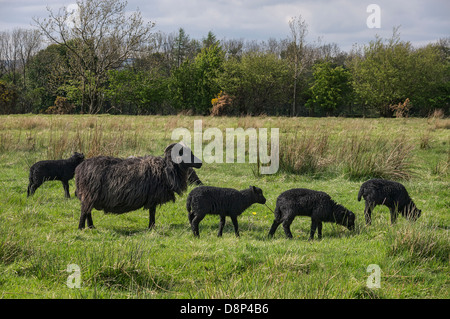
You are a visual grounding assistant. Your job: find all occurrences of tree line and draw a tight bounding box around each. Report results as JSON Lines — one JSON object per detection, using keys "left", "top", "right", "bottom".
{"left": 0, "top": 0, "right": 448, "bottom": 117}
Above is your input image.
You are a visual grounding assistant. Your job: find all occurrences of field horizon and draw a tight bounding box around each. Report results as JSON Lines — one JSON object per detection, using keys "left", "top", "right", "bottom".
{"left": 0, "top": 114, "right": 448, "bottom": 299}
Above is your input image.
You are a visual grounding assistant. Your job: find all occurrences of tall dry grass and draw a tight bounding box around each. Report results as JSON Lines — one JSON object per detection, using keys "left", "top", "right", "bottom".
{"left": 0, "top": 116, "right": 152, "bottom": 161}
{"left": 279, "top": 131, "right": 415, "bottom": 180}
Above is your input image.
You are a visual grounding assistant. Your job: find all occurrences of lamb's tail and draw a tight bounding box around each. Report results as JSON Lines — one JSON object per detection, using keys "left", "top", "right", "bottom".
{"left": 357, "top": 186, "right": 365, "bottom": 201}
{"left": 186, "top": 193, "right": 192, "bottom": 214}
{"left": 272, "top": 204, "right": 282, "bottom": 221}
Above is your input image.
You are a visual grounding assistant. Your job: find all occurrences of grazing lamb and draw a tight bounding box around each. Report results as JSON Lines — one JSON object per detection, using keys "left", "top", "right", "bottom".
{"left": 358, "top": 178, "right": 421, "bottom": 225}
{"left": 268, "top": 188, "right": 355, "bottom": 240}
{"left": 186, "top": 186, "right": 267, "bottom": 237}
{"left": 27, "top": 152, "right": 85, "bottom": 198}
{"left": 75, "top": 143, "right": 202, "bottom": 230}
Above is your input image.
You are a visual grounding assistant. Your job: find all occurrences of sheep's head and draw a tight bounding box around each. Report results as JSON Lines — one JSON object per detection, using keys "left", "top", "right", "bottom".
{"left": 250, "top": 186, "right": 266, "bottom": 204}
{"left": 72, "top": 152, "right": 85, "bottom": 164}
{"left": 335, "top": 207, "right": 355, "bottom": 231}
{"left": 345, "top": 210, "right": 356, "bottom": 231}
{"left": 165, "top": 143, "right": 202, "bottom": 169}
{"left": 406, "top": 204, "right": 421, "bottom": 221}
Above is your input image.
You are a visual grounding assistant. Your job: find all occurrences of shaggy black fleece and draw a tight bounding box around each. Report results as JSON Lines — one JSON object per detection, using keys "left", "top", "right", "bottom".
{"left": 75, "top": 143, "right": 201, "bottom": 230}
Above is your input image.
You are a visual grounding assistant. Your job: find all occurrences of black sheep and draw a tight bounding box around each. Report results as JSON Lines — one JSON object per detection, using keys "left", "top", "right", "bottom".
{"left": 75, "top": 143, "right": 201, "bottom": 230}
{"left": 358, "top": 178, "right": 421, "bottom": 225}
{"left": 27, "top": 152, "right": 85, "bottom": 198}
{"left": 128, "top": 155, "right": 202, "bottom": 186}
{"left": 268, "top": 188, "right": 355, "bottom": 240}
{"left": 186, "top": 186, "right": 267, "bottom": 237}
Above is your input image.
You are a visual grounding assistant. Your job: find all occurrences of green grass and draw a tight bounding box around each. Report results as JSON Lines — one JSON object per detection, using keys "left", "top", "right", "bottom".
{"left": 0, "top": 114, "right": 449, "bottom": 299}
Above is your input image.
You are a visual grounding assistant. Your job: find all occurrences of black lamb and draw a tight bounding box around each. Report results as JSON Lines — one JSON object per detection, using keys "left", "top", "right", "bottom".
{"left": 186, "top": 186, "right": 267, "bottom": 237}
{"left": 358, "top": 178, "right": 421, "bottom": 225}
{"left": 75, "top": 143, "right": 201, "bottom": 230}
{"left": 27, "top": 152, "right": 85, "bottom": 198}
{"left": 268, "top": 188, "right": 355, "bottom": 240}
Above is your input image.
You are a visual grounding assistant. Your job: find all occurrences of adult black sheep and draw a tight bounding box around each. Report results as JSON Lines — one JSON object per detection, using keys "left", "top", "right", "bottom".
{"left": 75, "top": 143, "right": 202, "bottom": 230}
{"left": 27, "top": 152, "right": 85, "bottom": 198}
{"left": 128, "top": 154, "right": 203, "bottom": 186}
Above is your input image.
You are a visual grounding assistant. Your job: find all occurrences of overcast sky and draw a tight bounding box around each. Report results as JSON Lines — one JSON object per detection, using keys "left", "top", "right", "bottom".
{"left": 0, "top": 0, "right": 448, "bottom": 51}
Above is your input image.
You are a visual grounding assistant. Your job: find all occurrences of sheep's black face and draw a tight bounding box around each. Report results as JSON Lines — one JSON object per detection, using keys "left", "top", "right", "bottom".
{"left": 73, "top": 152, "right": 85, "bottom": 163}
{"left": 407, "top": 207, "right": 421, "bottom": 221}
{"left": 251, "top": 186, "right": 266, "bottom": 204}
{"left": 166, "top": 143, "right": 202, "bottom": 169}
{"left": 346, "top": 211, "right": 356, "bottom": 231}
{"left": 336, "top": 208, "right": 355, "bottom": 230}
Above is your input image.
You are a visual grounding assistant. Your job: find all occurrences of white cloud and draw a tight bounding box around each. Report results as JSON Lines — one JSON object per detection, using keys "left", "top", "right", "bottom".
{"left": 0, "top": 0, "right": 448, "bottom": 51}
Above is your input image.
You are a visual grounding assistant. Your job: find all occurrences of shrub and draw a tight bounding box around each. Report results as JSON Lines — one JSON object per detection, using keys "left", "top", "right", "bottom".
{"left": 45, "top": 96, "right": 75, "bottom": 114}
{"left": 211, "top": 91, "right": 234, "bottom": 116}
{"left": 389, "top": 98, "right": 412, "bottom": 118}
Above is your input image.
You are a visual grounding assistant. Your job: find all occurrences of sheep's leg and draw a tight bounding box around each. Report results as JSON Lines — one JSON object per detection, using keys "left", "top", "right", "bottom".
{"left": 191, "top": 215, "right": 204, "bottom": 237}
{"left": 188, "top": 212, "right": 195, "bottom": 226}
{"left": 62, "top": 180, "right": 70, "bottom": 198}
{"left": 309, "top": 219, "right": 318, "bottom": 240}
{"left": 79, "top": 202, "right": 94, "bottom": 230}
{"left": 364, "top": 202, "right": 373, "bottom": 225}
{"left": 282, "top": 216, "right": 295, "bottom": 239}
{"left": 317, "top": 221, "right": 323, "bottom": 239}
{"left": 390, "top": 207, "right": 398, "bottom": 224}
{"left": 148, "top": 205, "right": 157, "bottom": 229}
{"left": 268, "top": 220, "right": 281, "bottom": 237}
{"left": 230, "top": 216, "right": 240, "bottom": 237}
{"left": 86, "top": 211, "right": 95, "bottom": 229}
{"left": 218, "top": 215, "right": 226, "bottom": 237}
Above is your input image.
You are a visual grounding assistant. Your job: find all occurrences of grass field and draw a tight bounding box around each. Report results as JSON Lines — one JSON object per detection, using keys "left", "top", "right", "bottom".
{"left": 0, "top": 114, "right": 448, "bottom": 299}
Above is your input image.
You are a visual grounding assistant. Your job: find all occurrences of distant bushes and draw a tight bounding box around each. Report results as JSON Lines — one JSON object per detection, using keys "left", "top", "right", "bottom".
{"left": 1, "top": 25, "right": 448, "bottom": 116}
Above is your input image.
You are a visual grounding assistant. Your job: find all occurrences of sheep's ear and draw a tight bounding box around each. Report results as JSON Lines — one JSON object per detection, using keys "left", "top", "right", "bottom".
{"left": 164, "top": 143, "right": 177, "bottom": 155}
{"left": 250, "top": 186, "right": 256, "bottom": 192}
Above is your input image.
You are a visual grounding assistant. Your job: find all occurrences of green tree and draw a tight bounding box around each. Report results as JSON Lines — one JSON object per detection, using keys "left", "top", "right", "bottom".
{"left": 218, "top": 52, "right": 292, "bottom": 115}
{"left": 0, "top": 80, "right": 18, "bottom": 114}
{"left": 306, "top": 61, "right": 352, "bottom": 115}
{"left": 173, "top": 28, "right": 191, "bottom": 68}
{"left": 170, "top": 42, "right": 224, "bottom": 114}
{"left": 349, "top": 28, "right": 449, "bottom": 116}
{"left": 107, "top": 68, "right": 169, "bottom": 114}
{"left": 34, "top": 0, "right": 154, "bottom": 113}
{"left": 349, "top": 30, "right": 413, "bottom": 116}
{"left": 27, "top": 43, "right": 70, "bottom": 112}
{"left": 409, "top": 43, "right": 450, "bottom": 115}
